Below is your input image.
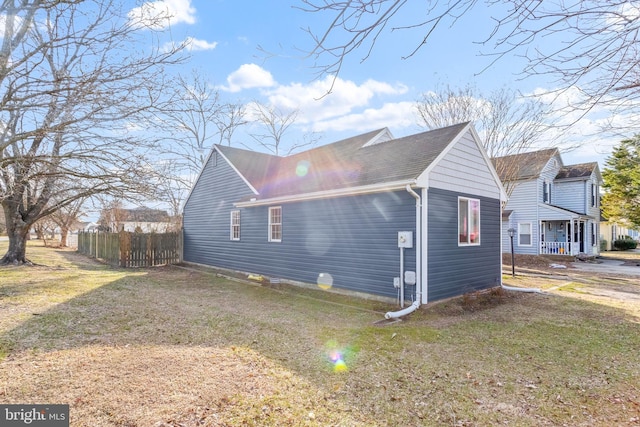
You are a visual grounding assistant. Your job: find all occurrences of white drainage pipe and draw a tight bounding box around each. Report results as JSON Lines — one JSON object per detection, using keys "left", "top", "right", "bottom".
{"left": 385, "top": 300, "right": 419, "bottom": 319}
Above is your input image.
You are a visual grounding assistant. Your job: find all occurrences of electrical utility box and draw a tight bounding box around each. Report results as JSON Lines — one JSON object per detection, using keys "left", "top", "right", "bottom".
{"left": 397, "top": 231, "right": 413, "bottom": 248}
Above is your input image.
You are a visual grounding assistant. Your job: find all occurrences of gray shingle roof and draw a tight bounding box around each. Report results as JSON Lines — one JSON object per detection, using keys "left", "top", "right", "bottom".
{"left": 555, "top": 162, "right": 598, "bottom": 180}
{"left": 217, "top": 122, "right": 470, "bottom": 199}
{"left": 492, "top": 148, "right": 559, "bottom": 181}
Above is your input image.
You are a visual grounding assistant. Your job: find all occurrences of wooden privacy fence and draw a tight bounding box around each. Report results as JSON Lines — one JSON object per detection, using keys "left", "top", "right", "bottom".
{"left": 77, "top": 231, "right": 183, "bottom": 267}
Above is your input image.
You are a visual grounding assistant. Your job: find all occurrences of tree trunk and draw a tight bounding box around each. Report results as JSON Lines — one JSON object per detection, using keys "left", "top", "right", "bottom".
{"left": 0, "top": 225, "right": 30, "bottom": 264}
{"left": 1, "top": 203, "right": 32, "bottom": 264}
{"left": 60, "top": 226, "right": 69, "bottom": 247}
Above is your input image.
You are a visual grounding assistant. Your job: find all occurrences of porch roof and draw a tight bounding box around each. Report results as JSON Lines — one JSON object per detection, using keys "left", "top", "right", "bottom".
{"left": 538, "top": 203, "right": 595, "bottom": 220}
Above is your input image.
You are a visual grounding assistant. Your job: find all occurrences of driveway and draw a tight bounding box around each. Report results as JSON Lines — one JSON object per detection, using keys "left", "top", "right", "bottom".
{"left": 571, "top": 257, "right": 640, "bottom": 277}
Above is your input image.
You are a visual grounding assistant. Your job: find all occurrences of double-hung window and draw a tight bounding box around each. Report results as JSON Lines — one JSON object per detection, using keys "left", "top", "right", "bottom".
{"left": 268, "top": 206, "right": 282, "bottom": 242}
{"left": 518, "top": 223, "right": 532, "bottom": 246}
{"left": 458, "top": 197, "right": 480, "bottom": 245}
{"left": 591, "top": 184, "right": 598, "bottom": 207}
{"left": 230, "top": 210, "right": 240, "bottom": 241}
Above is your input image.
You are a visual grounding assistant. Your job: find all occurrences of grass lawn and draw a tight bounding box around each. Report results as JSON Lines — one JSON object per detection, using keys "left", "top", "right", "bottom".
{"left": 1, "top": 241, "right": 639, "bottom": 426}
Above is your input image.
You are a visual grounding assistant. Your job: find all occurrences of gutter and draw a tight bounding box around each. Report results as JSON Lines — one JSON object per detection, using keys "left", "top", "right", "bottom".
{"left": 234, "top": 180, "right": 415, "bottom": 208}
{"left": 385, "top": 184, "right": 422, "bottom": 319}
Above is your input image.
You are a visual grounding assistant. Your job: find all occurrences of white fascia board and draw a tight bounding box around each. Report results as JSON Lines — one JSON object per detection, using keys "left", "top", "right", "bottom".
{"left": 537, "top": 203, "right": 592, "bottom": 219}
{"left": 215, "top": 148, "right": 260, "bottom": 195}
{"left": 415, "top": 124, "right": 508, "bottom": 201}
{"left": 182, "top": 146, "right": 259, "bottom": 215}
{"left": 361, "top": 127, "right": 395, "bottom": 147}
{"left": 235, "top": 179, "right": 415, "bottom": 208}
{"left": 182, "top": 145, "right": 216, "bottom": 213}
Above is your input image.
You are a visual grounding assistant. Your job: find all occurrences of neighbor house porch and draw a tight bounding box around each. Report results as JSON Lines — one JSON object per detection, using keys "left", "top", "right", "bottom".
{"left": 540, "top": 219, "right": 593, "bottom": 256}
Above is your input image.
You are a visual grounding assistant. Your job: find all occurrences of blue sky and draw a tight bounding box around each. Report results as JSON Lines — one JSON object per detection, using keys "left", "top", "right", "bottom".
{"left": 127, "top": 0, "right": 633, "bottom": 168}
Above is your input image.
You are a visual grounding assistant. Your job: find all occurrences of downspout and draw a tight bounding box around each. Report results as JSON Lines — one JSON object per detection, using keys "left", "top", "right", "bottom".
{"left": 385, "top": 184, "right": 422, "bottom": 319}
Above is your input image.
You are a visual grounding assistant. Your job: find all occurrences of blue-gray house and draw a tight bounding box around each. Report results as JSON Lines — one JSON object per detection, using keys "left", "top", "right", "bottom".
{"left": 183, "top": 122, "right": 507, "bottom": 315}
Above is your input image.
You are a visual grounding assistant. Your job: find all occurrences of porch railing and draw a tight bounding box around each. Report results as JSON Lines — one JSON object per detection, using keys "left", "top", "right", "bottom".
{"left": 540, "top": 241, "right": 572, "bottom": 255}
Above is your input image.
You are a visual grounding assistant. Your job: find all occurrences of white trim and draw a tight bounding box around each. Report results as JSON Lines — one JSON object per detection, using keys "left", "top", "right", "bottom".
{"left": 421, "top": 187, "right": 428, "bottom": 304}
{"left": 518, "top": 222, "right": 533, "bottom": 246}
{"left": 458, "top": 196, "right": 481, "bottom": 246}
{"left": 268, "top": 206, "right": 282, "bottom": 242}
{"left": 537, "top": 203, "right": 593, "bottom": 220}
{"left": 230, "top": 210, "right": 240, "bottom": 241}
{"left": 361, "top": 127, "right": 395, "bottom": 147}
{"left": 182, "top": 146, "right": 259, "bottom": 214}
{"left": 235, "top": 179, "right": 415, "bottom": 208}
{"left": 416, "top": 123, "right": 508, "bottom": 202}
{"left": 216, "top": 148, "right": 260, "bottom": 195}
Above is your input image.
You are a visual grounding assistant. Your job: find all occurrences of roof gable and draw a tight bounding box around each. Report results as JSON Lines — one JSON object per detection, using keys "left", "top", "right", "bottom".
{"left": 555, "top": 162, "right": 600, "bottom": 181}
{"left": 492, "top": 148, "right": 560, "bottom": 182}
{"left": 220, "top": 123, "right": 472, "bottom": 201}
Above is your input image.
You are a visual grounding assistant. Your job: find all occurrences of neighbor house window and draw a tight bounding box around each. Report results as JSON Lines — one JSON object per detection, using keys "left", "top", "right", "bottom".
{"left": 230, "top": 210, "right": 240, "bottom": 241}
{"left": 591, "top": 184, "right": 598, "bottom": 207}
{"left": 591, "top": 223, "right": 597, "bottom": 246}
{"left": 268, "top": 206, "right": 282, "bottom": 242}
{"left": 458, "top": 197, "right": 480, "bottom": 245}
{"left": 543, "top": 181, "right": 551, "bottom": 204}
{"left": 518, "top": 222, "right": 532, "bottom": 246}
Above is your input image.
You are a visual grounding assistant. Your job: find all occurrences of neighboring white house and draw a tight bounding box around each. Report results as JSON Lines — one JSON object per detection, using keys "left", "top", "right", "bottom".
{"left": 494, "top": 149, "right": 603, "bottom": 256}
{"left": 109, "top": 207, "right": 172, "bottom": 233}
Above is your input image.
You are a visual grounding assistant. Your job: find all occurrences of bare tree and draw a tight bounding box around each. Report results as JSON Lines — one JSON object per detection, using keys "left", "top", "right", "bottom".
{"left": 48, "top": 196, "right": 86, "bottom": 247}
{"left": 417, "top": 84, "right": 551, "bottom": 157}
{"left": 97, "top": 199, "right": 127, "bottom": 232}
{"left": 153, "top": 71, "right": 248, "bottom": 221}
{"left": 247, "top": 102, "right": 319, "bottom": 156}
{"left": 416, "top": 84, "right": 551, "bottom": 196}
{"left": 0, "top": 0, "right": 185, "bottom": 264}
{"left": 300, "top": 0, "right": 640, "bottom": 123}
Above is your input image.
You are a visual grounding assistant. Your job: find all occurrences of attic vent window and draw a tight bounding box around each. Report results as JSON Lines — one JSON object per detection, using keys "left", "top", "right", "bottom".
{"left": 361, "top": 128, "right": 394, "bottom": 147}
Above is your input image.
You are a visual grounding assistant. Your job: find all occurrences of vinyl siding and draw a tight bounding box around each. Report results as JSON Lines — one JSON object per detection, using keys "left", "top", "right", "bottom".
{"left": 427, "top": 131, "right": 501, "bottom": 199}
{"left": 554, "top": 180, "right": 586, "bottom": 213}
{"left": 427, "top": 188, "right": 502, "bottom": 302}
{"left": 185, "top": 169, "right": 417, "bottom": 299}
{"left": 503, "top": 179, "right": 540, "bottom": 255}
{"left": 183, "top": 150, "right": 256, "bottom": 266}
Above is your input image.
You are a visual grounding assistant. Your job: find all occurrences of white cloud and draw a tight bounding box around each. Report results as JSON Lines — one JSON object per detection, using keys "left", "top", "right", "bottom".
{"left": 528, "top": 85, "right": 640, "bottom": 167}
{"left": 266, "top": 76, "right": 408, "bottom": 123}
{"left": 312, "top": 102, "right": 417, "bottom": 132}
{"left": 185, "top": 37, "right": 217, "bottom": 51}
{"left": 606, "top": 3, "right": 640, "bottom": 29}
{"left": 128, "top": 0, "right": 196, "bottom": 30}
{"left": 162, "top": 36, "right": 217, "bottom": 52}
{"left": 220, "top": 64, "right": 276, "bottom": 93}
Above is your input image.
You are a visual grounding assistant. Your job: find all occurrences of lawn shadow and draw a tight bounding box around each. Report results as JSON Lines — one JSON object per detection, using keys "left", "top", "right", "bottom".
{"left": 2, "top": 251, "right": 640, "bottom": 426}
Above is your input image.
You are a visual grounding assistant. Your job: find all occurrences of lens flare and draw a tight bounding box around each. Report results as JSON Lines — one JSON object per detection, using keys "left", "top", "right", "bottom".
{"left": 296, "top": 160, "right": 310, "bottom": 177}
{"left": 324, "top": 339, "right": 356, "bottom": 373}
{"left": 317, "top": 273, "right": 333, "bottom": 290}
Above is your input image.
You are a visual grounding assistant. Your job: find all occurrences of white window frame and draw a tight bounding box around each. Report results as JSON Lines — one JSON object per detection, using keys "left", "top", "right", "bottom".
{"left": 230, "top": 210, "right": 240, "bottom": 241}
{"left": 543, "top": 181, "right": 551, "bottom": 204}
{"left": 458, "top": 197, "right": 480, "bottom": 246}
{"left": 268, "top": 206, "right": 282, "bottom": 242}
{"left": 518, "top": 222, "right": 533, "bottom": 246}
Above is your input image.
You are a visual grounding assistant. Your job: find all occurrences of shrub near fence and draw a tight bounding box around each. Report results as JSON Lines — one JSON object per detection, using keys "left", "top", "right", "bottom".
{"left": 77, "top": 231, "right": 182, "bottom": 267}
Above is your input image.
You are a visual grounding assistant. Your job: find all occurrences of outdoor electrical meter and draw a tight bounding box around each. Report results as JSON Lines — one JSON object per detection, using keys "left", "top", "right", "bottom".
{"left": 397, "top": 231, "right": 413, "bottom": 248}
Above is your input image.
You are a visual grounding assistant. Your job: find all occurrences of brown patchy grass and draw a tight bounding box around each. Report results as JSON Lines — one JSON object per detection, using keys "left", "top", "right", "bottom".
{"left": 1, "top": 241, "right": 640, "bottom": 426}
